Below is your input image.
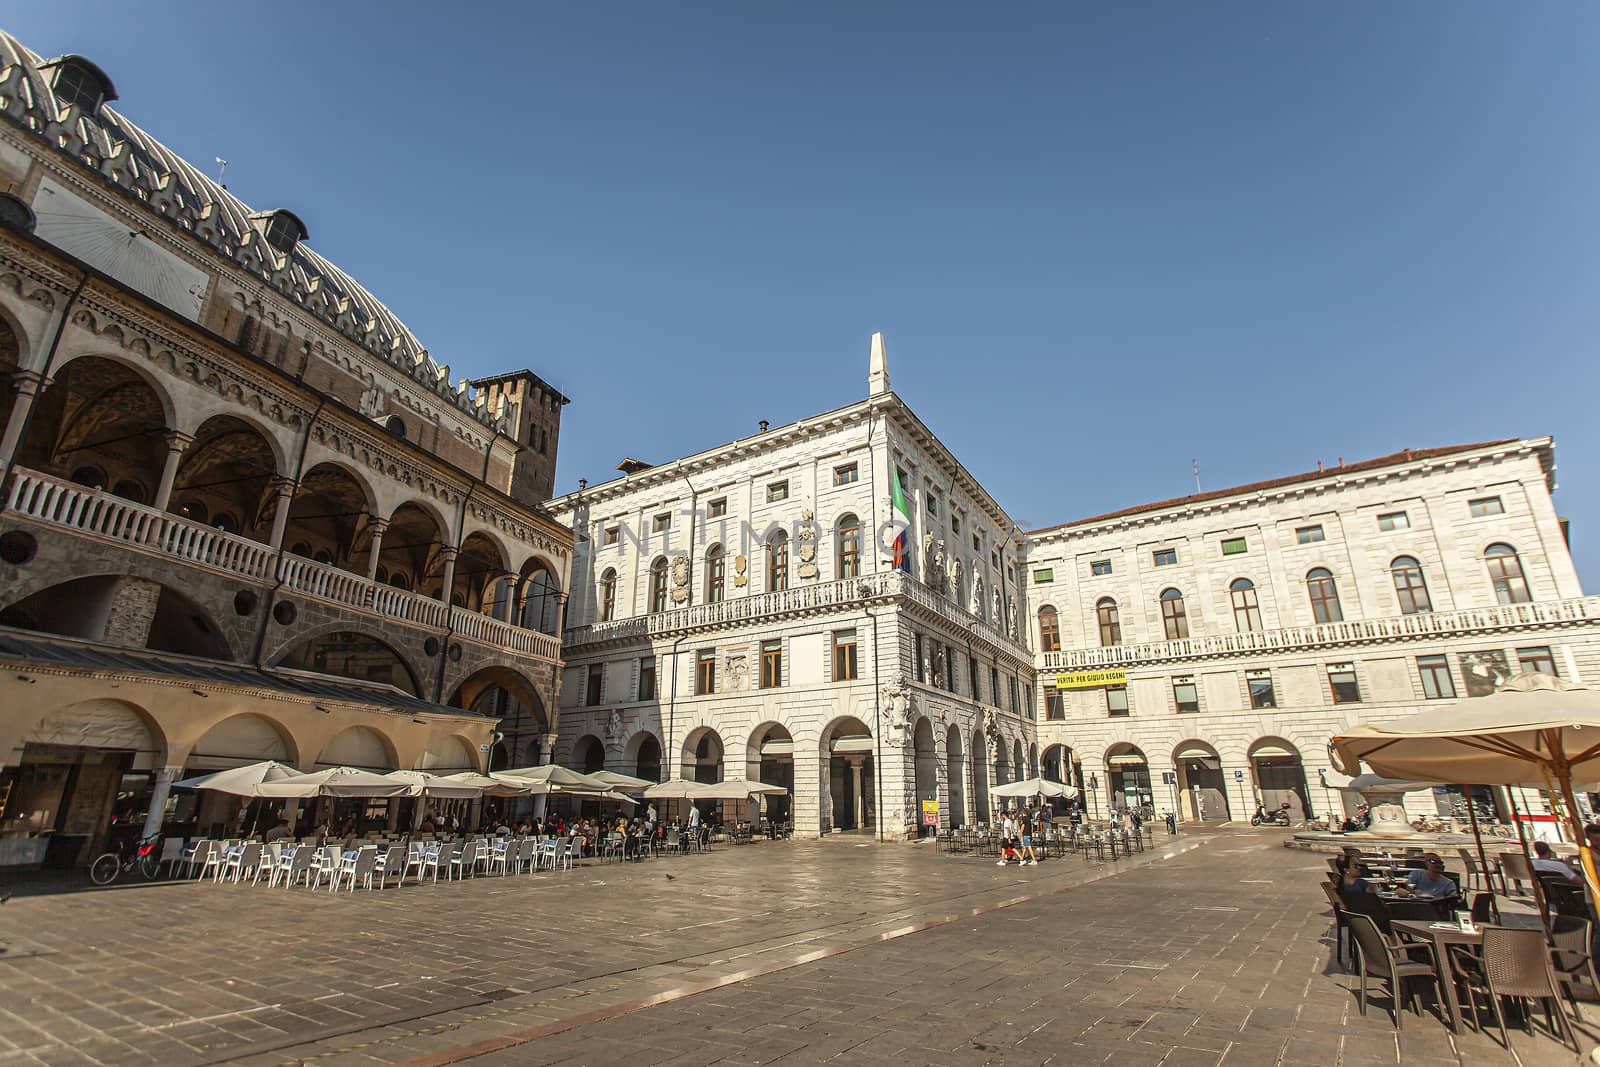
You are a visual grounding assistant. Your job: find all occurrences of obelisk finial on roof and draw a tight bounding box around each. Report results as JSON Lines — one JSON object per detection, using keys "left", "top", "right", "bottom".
{"left": 868, "top": 331, "right": 890, "bottom": 396}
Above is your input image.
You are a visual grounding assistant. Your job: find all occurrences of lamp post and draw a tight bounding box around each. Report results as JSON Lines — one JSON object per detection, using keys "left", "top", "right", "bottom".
{"left": 1317, "top": 768, "right": 1335, "bottom": 828}
{"left": 1087, "top": 773, "right": 1100, "bottom": 820}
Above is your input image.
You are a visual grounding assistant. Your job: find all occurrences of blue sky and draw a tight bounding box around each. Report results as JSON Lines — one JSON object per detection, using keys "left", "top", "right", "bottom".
{"left": 11, "top": 4, "right": 1600, "bottom": 577}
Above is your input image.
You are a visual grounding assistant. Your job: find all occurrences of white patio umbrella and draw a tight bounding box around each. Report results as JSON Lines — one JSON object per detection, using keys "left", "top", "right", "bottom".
{"left": 641, "top": 779, "right": 702, "bottom": 800}
{"left": 255, "top": 766, "right": 414, "bottom": 798}
{"left": 382, "top": 770, "right": 481, "bottom": 799}
{"left": 1330, "top": 672, "right": 1600, "bottom": 898}
{"left": 584, "top": 770, "right": 654, "bottom": 793}
{"left": 438, "top": 772, "right": 534, "bottom": 797}
{"left": 992, "top": 778, "right": 1079, "bottom": 799}
{"left": 641, "top": 778, "right": 785, "bottom": 800}
{"left": 496, "top": 765, "right": 596, "bottom": 788}
{"left": 172, "top": 760, "right": 300, "bottom": 796}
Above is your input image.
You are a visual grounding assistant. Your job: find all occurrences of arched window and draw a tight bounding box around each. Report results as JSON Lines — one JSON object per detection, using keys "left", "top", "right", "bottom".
{"left": 767, "top": 530, "right": 789, "bottom": 592}
{"left": 705, "top": 544, "right": 726, "bottom": 603}
{"left": 1391, "top": 556, "right": 1432, "bottom": 614}
{"left": 43, "top": 56, "right": 117, "bottom": 115}
{"left": 1306, "top": 567, "right": 1342, "bottom": 624}
{"left": 1229, "top": 578, "right": 1262, "bottom": 632}
{"left": 836, "top": 514, "right": 861, "bottom": 579}
{"left": 599, "top": 568, "right": 617, "bottom": 622}
{"left": 1484, "top": 543, "right": 1530, "bottom": 605}
{"left": 648, "top": 557, "right": 669, "bottom": 614}
{"left": 1159, "top": 588, "right": 1188, "bottom": 640}
{"left": 1096, "top": 597, "right": 1121, "bottom": 646}
{"left": 1037, "top": 606, "right": 1061, "bottom": 652}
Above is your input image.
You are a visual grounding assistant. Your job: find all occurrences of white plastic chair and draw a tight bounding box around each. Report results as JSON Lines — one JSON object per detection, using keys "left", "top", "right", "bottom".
{"left": 374, "top": 845, "right": 407, "bottom": 888}
{"left": 308, "top": 845, "right": 343, "bottom": 890}
{"left": 423, "top": 841, "right": 456, "bottom": 882}
{"left": 487, "top": 840, "right": 511, "bottom": 876}
{"left": 273, "top": 846, "right": 313, "bottom": 887}
{"left": 335, "top": 846, "right": 379, "bottom": 891}
{"left": 219, "top": 842, "right": 261, "bottom": 883}
{"left": 450, "top": 840, "right": 478, "bottom": 880}
{"left": 403, "top": 843, "right": 428, "bottom": 883}
{"left": 200, "top": 842, "right": 229, "bottom": 881}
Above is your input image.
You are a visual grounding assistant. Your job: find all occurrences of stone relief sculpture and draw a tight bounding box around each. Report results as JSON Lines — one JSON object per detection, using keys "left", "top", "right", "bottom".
{"left": 726, "top": 652, "right": 749, "bottom": 691}
{"left": 605, "top": 709, "right": 623, "bottom": 744}
{"left": 972, "top": 571, "right": 984, "bottom": 615}
{"left": 797, "top": 507, "right": 818, "bottom": 579}
{"left": 882, "top": 674, "right": 912, "bottom": 745}
{"left": 932, "top": 647, "right": 946, "bottom": 689}
{"left": 983, "top": 707, "right": 1001, "bottom": 758}
{"left": 922, "top": 533, "right": 936, "bottom": 584}
{"left": 670, "top": 556, "right": 691, "bottom": 603}
{"left": 1007, "top": 596, "right": 1018, "bottom": 638}
{"left": 733, "top": 554, "right": 748, "bottom": 587}
{"left": 992, "top": 587, "right": 1002, "bottom": 623}
{"left": 948, "top": 556, "right": 961, "bottom": 600}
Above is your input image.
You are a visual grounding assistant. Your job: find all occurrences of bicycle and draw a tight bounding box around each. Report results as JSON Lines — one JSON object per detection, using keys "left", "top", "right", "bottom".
{"left": 88, "top": 835, "right": 162, "bottom": 886}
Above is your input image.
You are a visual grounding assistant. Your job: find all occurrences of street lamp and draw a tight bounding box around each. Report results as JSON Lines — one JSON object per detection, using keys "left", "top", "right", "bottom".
{"left": 1317, "top": 768, "right": 1335, "bottom": 828}
{"left": 1087, "top": 773, "right": 1100, "bottom": 820}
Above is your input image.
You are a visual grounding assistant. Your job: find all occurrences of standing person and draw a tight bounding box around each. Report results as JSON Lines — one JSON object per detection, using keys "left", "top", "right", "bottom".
{"left": 996, "top": 809, "right": 1017, "bottom": 866}
{"left": 1018, "top": 807, "right": 1039, "bottom": 866}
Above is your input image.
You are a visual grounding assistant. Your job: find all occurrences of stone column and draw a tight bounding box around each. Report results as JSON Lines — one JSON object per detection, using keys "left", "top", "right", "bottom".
{"left": 141, "top": 764, "right": 184, "bottom": 839}
{"left": 0, "top": 370, "right": 46, "bottom": 467}
{"left": 849, "top": 758, "right": 865, "bottom": 830}
{"left": 152, "top": 430, "right": 195, "bottom": 512}
{"left": 363, "top": 518, "right": 390, "bottom": 580}
{"left": 266, "top": 478, "right": 297, "bottom": 549}
{"left": 532, "top": 733, "right": 557, "bottom": 818}
{"left": 438, "top": 545, "right": 460, "bottom": 605}
{"left": 101, "top": 576, "right": 163, "bottom": 647}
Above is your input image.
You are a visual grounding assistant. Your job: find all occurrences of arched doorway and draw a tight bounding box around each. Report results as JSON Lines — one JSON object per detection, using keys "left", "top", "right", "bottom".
{"left": 169, "top": 415, "right": 280, "bottom": 539}
{"left": 1106, "top": 743, "right": 1152, "bottom": 818}
{"left": 747, "top": 722, "right": 793, "bottom": 827}
{"left": 681, "top": 727, "right": 724, "bottom": 784}
{"left": 969, "top": 727, "right": 990, "bottom": 824}
{"left": 1012, "top": 739, "right": 1024, "bottom": 783}
{"left": 379, "top": 503, "right": 445, "bottom": 598}
{"left": 451, "top": 667, "right": 546, "bottom": 773}
{"left": 275, "top": 631, "right": 419, "bottom": 696}
{"left": 314, "top": 726, "right": 398, "bottom": 834}
{"left": 946, "top": 725, "right": 966, "bottom": 828}
{"left": 517, "top": 561, "right": 562, "bottom": 634}
{"left": 1041, "top": 743, "right": 1073, "bottom": 816}
{"left": 625, "top": 732, "right": 662, "bottom": 783}
{"left": 180, "top": 712, "right": 297, "bottom": 837}
{"left": 281, "top": 463, "right": 374, "bottom": 573}
{"left": 572, "top": 735, "right": 606, "bottom": 775}
{"left": 316, "top": 726, "right": 396, "bottom": 771}
{"left": 993, "top": 738, "right": 1011, "bottom": 792}
{"left": 16, "top": 355, "right": 169, "bottom": 505}
{"left": 0, "top": 576, "right": 230, "bottom": 659}
{"left": 822, "top": 717, "right": 874, "bottom": 833}
{"left": 1173, "top": 740, "right": 1229, "bottom": 822}
{"left": 912, "top": 718, "right": 938, "bottom": 838}
{"left": 1027, "top": 742, "right": 1039, "bottom": 780}
{"left": 1250, "top": 738, "right": 1312, "bottom": 821}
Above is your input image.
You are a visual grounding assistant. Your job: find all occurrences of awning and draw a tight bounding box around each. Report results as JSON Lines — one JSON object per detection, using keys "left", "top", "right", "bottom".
{"left": 1174, "top": 744, "right": 1216, "bottom": 760}
{"left": 1250, "top": 744, "right": 1297, "bottom": 759}
{"left": 760, "top": 739, "right": 795, "bottom": 756}
{"left": 830, "top": 736, "right": 873, "bottom": 754}
{"left": 1107, "top": 754, "right": 1147, "bottom": 767}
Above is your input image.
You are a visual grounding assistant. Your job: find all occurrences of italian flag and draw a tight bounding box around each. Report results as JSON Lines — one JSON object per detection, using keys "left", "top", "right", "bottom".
{"left": 890, "top": 469, "right": 911, "bottom": 571}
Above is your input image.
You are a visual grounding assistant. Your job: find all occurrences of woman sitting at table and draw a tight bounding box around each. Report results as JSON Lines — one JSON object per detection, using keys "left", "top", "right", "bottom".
{"left": 1335, "top": 855, "right": 1373, "bottom": 896}
{"left": 1403, "top": 854, "right": 1458, "bottom": 898}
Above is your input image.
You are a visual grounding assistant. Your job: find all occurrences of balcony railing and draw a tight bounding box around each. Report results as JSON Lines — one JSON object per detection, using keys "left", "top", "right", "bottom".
{"left": 1040, "top": 595, "right": 1600, "bottom": 671}
{"left": 566, "top": 568, "right": 1030, "bottom": 657}
{"left": 5, "top": 466, "right": 560, "bottom": 662}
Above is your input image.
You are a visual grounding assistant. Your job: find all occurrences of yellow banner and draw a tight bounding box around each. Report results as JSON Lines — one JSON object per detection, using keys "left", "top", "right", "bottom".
{"left": 1055, "top": 669, "right": 1127, "bottom": 690}
{"left": 921, "top": 800, "right": 939, "bottom": 814}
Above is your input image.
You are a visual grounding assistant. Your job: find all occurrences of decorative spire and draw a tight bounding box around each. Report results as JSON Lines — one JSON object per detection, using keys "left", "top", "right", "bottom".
{"left": 868, "top": 331, "right": 890, "bottom": 396}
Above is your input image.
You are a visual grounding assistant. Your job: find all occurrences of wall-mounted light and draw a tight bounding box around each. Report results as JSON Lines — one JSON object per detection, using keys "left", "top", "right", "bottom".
{"left": 191, "top": 689, "right": 209, "bottom": 698}
{"left": 15, "top": 674, "right": 34, "bottom": 684}
{"left": 315, "top": 704, "right": 331, "bottom": 714}
{"left": 411, "top": 718, "right": 427, "bottom": 725}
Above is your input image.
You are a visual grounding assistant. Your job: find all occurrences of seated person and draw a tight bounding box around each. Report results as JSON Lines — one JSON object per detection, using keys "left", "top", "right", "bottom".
{"left": 1404, "top": 855, "right": 1458, "bottom": 898}
{"left": 1335, "top": 855, "right": 1372, "bottom": 896}
{"left": 1532, "top": 840, "right": 1581, "bottom": 882}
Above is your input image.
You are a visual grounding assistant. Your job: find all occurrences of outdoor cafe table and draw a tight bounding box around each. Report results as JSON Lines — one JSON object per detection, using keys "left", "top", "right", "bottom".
{"left": 1392, "top": 914, "right": 1545, "bottom": 1032}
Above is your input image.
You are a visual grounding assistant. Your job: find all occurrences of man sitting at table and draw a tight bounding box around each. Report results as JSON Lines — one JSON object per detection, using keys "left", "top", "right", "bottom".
{"left": 1404, "top": 854, "right": 1458, "bottom": 898}
{"left": 1533, "top": 840, "right": 1581, "bottom": 882}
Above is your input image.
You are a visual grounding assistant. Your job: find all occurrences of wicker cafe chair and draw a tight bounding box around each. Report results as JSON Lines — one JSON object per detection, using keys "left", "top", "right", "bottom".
{"left": 1320, "top": 883, "right": 1351, "bottom": 964}
{"left": 1548, "top": 915, "right": 1598, "bottom": 1022}
{"left": 1347, "top": 913, "right": 1440, "bottom": 1030}
{"left": 1457, "top": 927, "right": 1579, "bottom": 1061}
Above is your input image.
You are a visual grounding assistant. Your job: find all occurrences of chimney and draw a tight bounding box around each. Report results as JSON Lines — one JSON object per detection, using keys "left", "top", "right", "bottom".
{"left": 758, "top": 420, "right": 769, "bottom": 433}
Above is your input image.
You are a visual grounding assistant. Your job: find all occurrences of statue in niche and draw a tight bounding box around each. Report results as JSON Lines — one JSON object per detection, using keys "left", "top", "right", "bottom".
{"left": 1007, "top": 597, "right": 1018, "bottom": 638}
{"left": 797, "top": 507, "right": 818, "bottom": 579}
{"left": 932, "top": 647, "right": 946, "bottom": 689}
{"left": 923, "top": 533, "right": 938, "bottom": 585}
{"left": 983, "top": 707, "right": 1001, "bottom": 758}
{"left": 949, "top": 557, "right": 962, "bottom": 600}
{"left": 992, "top": 587, "right": 1002, "bottom": 623}
{"left": 605, "top": 709, "right": 623, "bottom": 744}
{"left": 882, "top": 674, "right": 912, "bottom": 745}
{"left": 972, "top": 571, "right": 984, "bottom": 615}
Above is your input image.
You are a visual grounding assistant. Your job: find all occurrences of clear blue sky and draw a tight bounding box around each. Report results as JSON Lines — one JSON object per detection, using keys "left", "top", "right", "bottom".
{"left": 11, "top": 4, "right": 1600, "bottom": 577}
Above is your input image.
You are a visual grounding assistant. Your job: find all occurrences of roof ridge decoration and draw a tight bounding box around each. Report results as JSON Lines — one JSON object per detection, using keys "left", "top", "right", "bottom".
{"left": 0, "top": 33, "right": 508, "bottom": 433}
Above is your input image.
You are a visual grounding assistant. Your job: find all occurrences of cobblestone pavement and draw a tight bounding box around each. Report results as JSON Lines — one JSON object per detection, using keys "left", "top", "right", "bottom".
{"left": 0, "top": 830, "right": 1591, "bottom": 1065}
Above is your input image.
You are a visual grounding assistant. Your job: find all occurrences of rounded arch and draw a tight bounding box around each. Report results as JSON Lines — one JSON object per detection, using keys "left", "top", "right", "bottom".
{"left": 1036, "top": 604, "right": 1061, "bottom": 651}
{"left": 1158, "top": 586, "right": 1189, "bottom": 639}
{"left": 1228, "top": 577, "right": 1262, "bottom": 632}
{"left": 1305, "top": 566, "right": 1342, "bottom": 623}
{"left": 704, "top": 542, "right": 726, "bottom": 603}
{"left": 912, "top": 716, "right": 937, "bottom": 835}
{"left": 449, "top": 665, "right": 548, "bottom": 763}
{"left": 415, "top": 735, "right": 477, "bottom": 772}
{"left": 946, "top": 723, "right": 966, "bottom": 828}
{"left": 274, "top": 630, "right": 420, "bottom": 696}
{"left": 282, "top": 462, "right": 379, "bottom": 575}
{"left": 0, "top": 575, "right": 234, "bottom": 660}
{"left": 969, "top": 726, "right": 990, "bottom": 823}
{"left": 821, "top": 716, "right": 873, "bottom": 833}
{"left": 597, "top": 567, "right": 619, "bottom": 622}
{"left": 17, "top": 353, "right": 173, "bottom": 505}
{"left": 1041, "top": 743, "right": 1071, "bottom": 783}
{"left": 747, "top": 721, "right": 794, "bottom": 825}
{"left": 171, "top": 413, "right": 283, "bottom": 539}
{"left": 834, "top": 512, "right": 861, "bottom": 579}
{"left": 22, "top": 697, "right": 166, "bottom": 770}
{"left": 624, "top": 730, "right": 662, "bottom": 782}
{"left": 0, "top": 313, "right": 28, "bottom": 448}
{"left": 1027, "top": 741, "right": 1039, "bottom": 780}
{"left": 316, "top": 725, "right": 397, "bottom": 771}
{"left": 1095, "top": 596, "right": 1121, "bottom": 646}
{"left": 1172, "top": 738, "right": 1229, "bottom": 822}
{"left": 647, "top": 555, "right": 669, "bottom": 613}
{"left": 381, "top": 502, "right": 446, "bottom": 598}
{"left": 1484, "top": 542, "right": 1531, "bottom": 605}
{"left": 1104, "top": 742, "right": 1151, "bottom": 818}
{"left": 454, "top": 530, "right": 512, "bottom": 614}
{"left": 189, "top": 712, "right": 298, "bottom": 769}
{"left": 1011, "top": 738, "right": 1024, "bottom": 781}
{"left": 681, "top": 725, "right": 724, "bottom": 783}
{"left": 994, "top": 737, "right": 1011, "bottom": 788}
{"left": 48, "top": 350, "right": 179, "bottom": 427}
{"left": 517, "top": 557, "right": 562, "bottom": 634}
{"left": 571, "top": 734, "right": 606, "bottom": 774}
{"left": 1248, "top": 736, "right": 1310, "bottom": 821}
{"left": 1389, "top": 554, "right": 1432, "bottom": 614}
{"left": 766, "top": 529, "right": 789, "bottom": 591}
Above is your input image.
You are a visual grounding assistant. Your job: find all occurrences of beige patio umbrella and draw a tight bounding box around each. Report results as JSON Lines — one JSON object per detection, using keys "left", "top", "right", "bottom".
{"left": 1330, "top": 673, "right": 1600, "bottom": 897}
{"left": 437, "top": 772, "right": 534, "bottom": 797}
{"left": 584, "top": 769, "right": 654, "bottom": 793}
{"left": 382, "top": 770, "right": 481, "bottom": 799}
{"left": 254, "top": 766, "right": 414, "bottom": 798}
{"left": 992, "top": 778, "right": 1079, "bottom": 799}
{"left": 172, "top": 760, "right": 300, "bottom": 795}
{"left": 496, "top": 765, "right": 597, "bottom": 788}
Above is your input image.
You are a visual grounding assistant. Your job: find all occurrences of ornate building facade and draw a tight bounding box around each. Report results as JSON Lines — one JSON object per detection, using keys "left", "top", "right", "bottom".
{"left": 0, "top": 35, "right": 571, "bottom": 866}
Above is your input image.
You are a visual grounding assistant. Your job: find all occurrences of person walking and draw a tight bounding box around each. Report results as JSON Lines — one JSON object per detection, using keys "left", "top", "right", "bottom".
{"left": 996, "top": 810, "right": 1018, "bottom": 866}
{"left": 1018, "top": 807, "right": 1039, "bottom": 866}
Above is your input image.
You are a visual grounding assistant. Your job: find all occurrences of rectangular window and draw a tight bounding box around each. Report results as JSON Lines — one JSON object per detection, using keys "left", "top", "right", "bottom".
{"left": 1469, "top": 496, "right": 1505, "bottom": 517}
{"left": 1221, "top": 537, "right": 1248, "bottom": 556}
{"left": 1008, "top": 677, "right": 1019, "bottom": 713}
{"left": 706, "top": 497, "right": 727, "bottom": 519}
{"left": 1296, "top": 525, "right": 1325, "bottom": 544}
{"left": 990, "top": 666, "right": 1001, "bottom": 707}
{"left": 833, "top": 630, "right": 859, "bottom": 682}
{"left": 945, "top": 644, "right": 958, "bottom": 692}
{"left": 585, "top": 664, "right": 603, "bottom": 707}
{"left": 1090, "top": 559, "right": 1113, "bottom": 576}
{"left": 1033, "top": 568, "right": 1054, "bottom": 584}
{"left": 767, "top": 481, "right": 788, "bottom": 502}
{"left": 603, "top": 526, "right": 620, "bottom": 546}
{"left": 833, "top": 463, "right": 858, "bottom": 486}
{"left": 1152, "top": 548, "right": 1177, "bottom": 567}
{"left": 927, "top": 494, "right": 938, "bottom": 516}
{"left": 1417, "top": 655, "right": 1455, "bottom": 699}
{"left": 1328, "top": 662, "right": 1361, "bottom": 704}
{"left": 952, "top": 515, "right": 962, "bottom": 533}
{"left": 1046, "top": 686, "right": 1064, "bottom": 720}
{"left": 695, "top": 650, "right": 716, "bottom": 695}
{"left": 914, "top": 634, "right": 926, "bottom": 683}
{"left": 972, "top": 533, "right": 980, "bottom": 551}
{"left": 1106, "top": 686, "right": 1129, "bottom": 717}
{"left": 638, "top": 656, "right": 656, "bottom": 701}
{"left": 968, "top": 655, "right": 980, "bottom": 700}
{"left": 652, "top": 512, "right": 671, "bottom": 533}
{"left": 1172, "top": 676, "right": 1199, "bottom": 714}
{"left": 760, "top": 639, "right": 782, "bottom": 689}
{"left": 1247, "top": 669, "right": 1276, "bottom": 709}
{"left": 1377, "top": 511, "right": 1410, "bottom": 531}
{"left": 1517, "top": 646, "right": 1558, "bottom": 676}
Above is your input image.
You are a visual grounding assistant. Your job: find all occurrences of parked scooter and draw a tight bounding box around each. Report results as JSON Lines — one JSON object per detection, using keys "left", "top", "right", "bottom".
{"left": 1250, "top": 803, "right": 1292, "bottom": 827}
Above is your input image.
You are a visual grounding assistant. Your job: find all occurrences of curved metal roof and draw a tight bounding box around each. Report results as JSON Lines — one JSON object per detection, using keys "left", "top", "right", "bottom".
{"left": 0, "top": 33, "right": 491, "bottom": 426}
